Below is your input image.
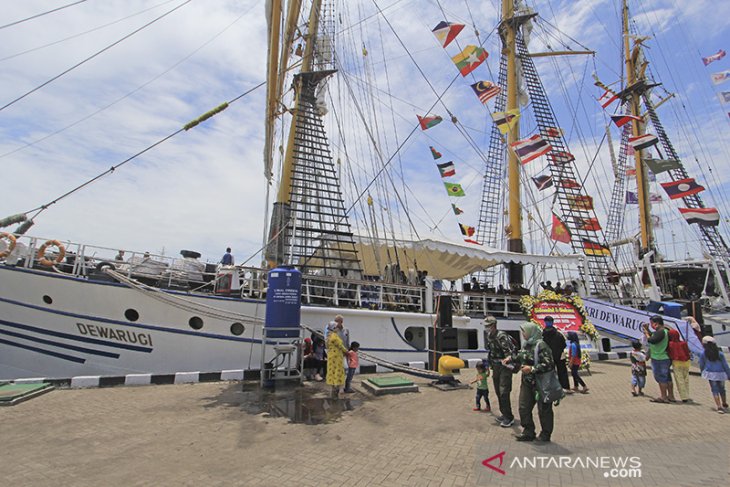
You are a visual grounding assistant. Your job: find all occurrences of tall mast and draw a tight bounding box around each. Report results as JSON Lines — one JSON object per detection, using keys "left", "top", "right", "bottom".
{"left": 265, "top": 0, "right": 361, "bottom": 275}
{"left": 623, "top": 0, "right": 653, "bottom": 254}
{"left": 277, "top": 0, "right": 323, "bottom": 205}
{"left": 502, "top": 0, "right": 524, "bottom": 285}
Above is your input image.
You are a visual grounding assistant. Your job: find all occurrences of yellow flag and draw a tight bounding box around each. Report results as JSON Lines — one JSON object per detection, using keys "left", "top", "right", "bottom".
{"left": 491, "top": 109, "right": 520, "bottom": 134}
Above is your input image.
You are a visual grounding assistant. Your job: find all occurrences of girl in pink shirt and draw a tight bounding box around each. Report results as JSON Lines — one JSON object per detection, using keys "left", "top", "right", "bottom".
{"left": 344, "top": 342, "right": 360, "bottom": 393}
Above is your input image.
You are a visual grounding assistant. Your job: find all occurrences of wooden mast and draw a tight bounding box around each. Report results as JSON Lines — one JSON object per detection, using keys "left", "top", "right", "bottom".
{"left": 276, "top": 0, "right": 323, "bottom": 205}
{"left": 623, "top": 0, "right": 653, "bottom": 254}
{"left": 502, "top": 0, "right": 524, "bottom": 285}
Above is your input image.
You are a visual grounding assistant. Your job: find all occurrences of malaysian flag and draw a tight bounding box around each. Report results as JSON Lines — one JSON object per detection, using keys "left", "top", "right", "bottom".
{"left": 510, "top": 135, "right": 552, "bottom": 164}
{"left": 471, "top": 81, "right": 501, "bottom": 104}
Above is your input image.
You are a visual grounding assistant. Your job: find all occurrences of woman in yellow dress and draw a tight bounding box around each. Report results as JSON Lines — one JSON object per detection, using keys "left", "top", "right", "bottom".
{"left": 326, "top": 322, "right": 347, "bottom": 397}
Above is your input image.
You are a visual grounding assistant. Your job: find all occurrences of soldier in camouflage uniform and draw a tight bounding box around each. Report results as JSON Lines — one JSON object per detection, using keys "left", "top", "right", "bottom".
{"left": 503, "top": 322, "right": 556, "bottom": 442}
{"left": 484, "top": 316, "right": 517, "bottom": 427}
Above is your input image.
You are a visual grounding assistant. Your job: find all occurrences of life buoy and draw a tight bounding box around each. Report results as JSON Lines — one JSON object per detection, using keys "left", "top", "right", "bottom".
{"left": 0, "top": 232, "right": 17, "bottom": 258}
{"left": 96, "top": 261, "right": 116, "bottom": 272}
{"left": 37, "top": 240, "right": 66, "bottom": 267}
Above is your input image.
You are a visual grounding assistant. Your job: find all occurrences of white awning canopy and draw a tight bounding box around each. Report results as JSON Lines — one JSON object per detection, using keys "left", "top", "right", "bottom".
{"left": 353, "top": 236, "right": 583, "bottom": 280}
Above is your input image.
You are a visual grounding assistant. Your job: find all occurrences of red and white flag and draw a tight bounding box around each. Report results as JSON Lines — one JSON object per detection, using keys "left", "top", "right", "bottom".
{"left": 702, "top": 49, "right": 726, "bottom": 66}
{"left": 510, "top": 135, "right": 552, "bottom": 164}
{"left": 611, "top": 114, "right": 642, "bottom": 128}
{"left": 679, "top": 207, "right": 720, "bottom": 226}
{"left": 598, "top": 90, "right": 619, "bottom": 109}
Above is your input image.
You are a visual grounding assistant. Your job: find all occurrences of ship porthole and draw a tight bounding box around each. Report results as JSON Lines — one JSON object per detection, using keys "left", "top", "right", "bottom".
{"left": 189, "top": 316, "right": 204, "bottom": 330}
{"left": 43, "top": 295, "right": 53, "bottom": 304}
{"left": 125, "top": 309, "right": 139, "bottom": 322}
{"left": 230, "top": 322, "right": 245, "bottom": 335}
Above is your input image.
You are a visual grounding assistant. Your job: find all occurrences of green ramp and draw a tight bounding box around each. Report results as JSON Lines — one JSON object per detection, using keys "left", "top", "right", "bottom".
{"left": 0, "top": 383, "right": 54, "bottom": 406}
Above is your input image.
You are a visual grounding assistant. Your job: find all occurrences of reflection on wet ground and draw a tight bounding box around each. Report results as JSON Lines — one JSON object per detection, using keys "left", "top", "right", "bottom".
{"left": 209, "top": 382, "right": 364, "bottom": 425}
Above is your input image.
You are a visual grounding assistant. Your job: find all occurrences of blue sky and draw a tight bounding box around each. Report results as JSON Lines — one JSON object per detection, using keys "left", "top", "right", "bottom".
{"left": 0, "top": 0, "right": 728, "bottom": 267}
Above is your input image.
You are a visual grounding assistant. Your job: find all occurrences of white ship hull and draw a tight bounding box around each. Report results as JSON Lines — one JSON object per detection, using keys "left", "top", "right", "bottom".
{"left": 0, "top": 266, "right": 490, "bottom": 380}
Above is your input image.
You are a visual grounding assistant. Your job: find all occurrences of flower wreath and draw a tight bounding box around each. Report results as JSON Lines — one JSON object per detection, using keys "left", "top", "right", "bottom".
{"left": 518, "top": 290, "right": 600, "bottom": 342}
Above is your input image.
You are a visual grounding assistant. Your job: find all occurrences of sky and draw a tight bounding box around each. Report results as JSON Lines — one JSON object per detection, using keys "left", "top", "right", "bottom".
{"left": 1, "top": 0, "right": 729, "bottom": 270}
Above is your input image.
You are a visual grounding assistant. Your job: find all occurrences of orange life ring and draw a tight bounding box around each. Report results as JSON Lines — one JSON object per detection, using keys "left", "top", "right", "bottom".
{"left": 37, "top": 239, "right": 66, "bottom": 266}
{"left": 0, "top": 232, "right": 16, "bottom": 258}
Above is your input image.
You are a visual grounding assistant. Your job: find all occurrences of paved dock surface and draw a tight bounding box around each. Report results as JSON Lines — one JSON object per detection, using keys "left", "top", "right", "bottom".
{"left": 2, "top": 361, "right": 729, "bottom": 486}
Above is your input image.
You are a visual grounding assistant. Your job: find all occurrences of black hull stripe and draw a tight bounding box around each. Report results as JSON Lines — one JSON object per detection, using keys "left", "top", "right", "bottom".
{"left": 0, "top": 296, "right": 255, "bottom": 343}
{"left": 0, "top": 325, "right": 120, "bottom": 358}
{"left": 0, "top": 337, "right": 86, "bottom": 364}
{"left": 0, "top": 318, "right": 151, "bottom": 353}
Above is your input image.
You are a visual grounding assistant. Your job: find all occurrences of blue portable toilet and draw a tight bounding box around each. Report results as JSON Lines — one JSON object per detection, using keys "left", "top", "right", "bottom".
{"left": 264, "top": 266, "right": 302, "bottom": 338}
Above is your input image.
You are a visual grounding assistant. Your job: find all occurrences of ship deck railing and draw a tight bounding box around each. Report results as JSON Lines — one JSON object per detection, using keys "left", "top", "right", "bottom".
{"left": 1, "top": 235, "right": 525, "bottom": 317}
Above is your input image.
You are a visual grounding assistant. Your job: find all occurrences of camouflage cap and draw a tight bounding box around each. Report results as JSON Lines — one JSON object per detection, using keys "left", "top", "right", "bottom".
{"left": 483, "top": 315, "right": 498, "bottom": 326}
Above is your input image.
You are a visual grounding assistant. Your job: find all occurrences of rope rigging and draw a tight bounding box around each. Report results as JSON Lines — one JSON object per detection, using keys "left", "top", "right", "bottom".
{"left": 0, "top": 0, "right": 194, "bottom": 113}
{"left": 22, "top": 81, "right": 266, "bottom": 222}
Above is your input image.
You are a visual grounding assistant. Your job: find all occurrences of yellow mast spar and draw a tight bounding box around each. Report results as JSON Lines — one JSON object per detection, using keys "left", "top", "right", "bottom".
{"left": 623, "top": 0, "right": 653, "bottom": 253}
{"left": 276, "top": 0, "right": 323, "bottom": 206}
{"left": 502, "top": 0, "right": 524, "bottom": 285}
{"left": 265, "top": 0, "right": 323, "bottom": 268}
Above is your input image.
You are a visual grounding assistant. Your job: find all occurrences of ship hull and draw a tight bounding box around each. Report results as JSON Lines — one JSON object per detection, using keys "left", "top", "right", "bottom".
{"left": 0, "top": 266, "right": 489, "bottom": 380}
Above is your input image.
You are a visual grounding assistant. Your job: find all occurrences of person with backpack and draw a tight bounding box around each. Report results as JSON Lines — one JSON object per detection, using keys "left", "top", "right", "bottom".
{"left": 502, "top": 322, "right": 556, "bottom": 443}
{"left": 484, "top": 316, "right": 517, "bottom": 428}
{"left": 567, "top": 331, "right": 588, "bottom": 393}
{"left": 668, "top": 328, "right": 691, "bottom": 402}
{"left": 542, "top": 316, "right": 572, "bottom": 394}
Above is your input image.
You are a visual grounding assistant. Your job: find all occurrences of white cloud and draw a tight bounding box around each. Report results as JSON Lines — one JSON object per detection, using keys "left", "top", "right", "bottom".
{"left": 0, "top": 0, "right": 728, "bottom": 271}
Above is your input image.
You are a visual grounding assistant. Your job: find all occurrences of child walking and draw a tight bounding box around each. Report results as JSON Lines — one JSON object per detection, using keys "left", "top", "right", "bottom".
{"left": 344, "top": 342, "right": 360, "bottom": 393}
{"left": 630, "top": 340, "right": 647, "bottom": 396}
{"left": 470, "top": 362, "right": 491, "bottom": 412}
{"left": 698, "top": 336, "right": 730, "bottom": 413}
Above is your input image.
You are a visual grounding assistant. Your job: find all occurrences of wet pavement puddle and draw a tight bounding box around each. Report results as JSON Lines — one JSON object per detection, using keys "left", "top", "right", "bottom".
{"left": 208, "top": 382, "right": 364, "bottom": 425}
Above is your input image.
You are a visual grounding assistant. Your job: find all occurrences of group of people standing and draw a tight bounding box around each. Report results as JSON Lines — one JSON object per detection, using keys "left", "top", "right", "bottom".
{"left": 640, "top": 314, "right": 730, "bottom": 414}
{"left": 302, "top": 314, "right": 360, "bottom": 397}
{"left": 480, "top": 315, "right": 589, "bottom": 443}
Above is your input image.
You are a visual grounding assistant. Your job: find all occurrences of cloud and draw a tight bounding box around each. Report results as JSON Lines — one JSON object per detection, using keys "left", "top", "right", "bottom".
{"left": 1, "top": 0, "right": 728, "bottom": 272}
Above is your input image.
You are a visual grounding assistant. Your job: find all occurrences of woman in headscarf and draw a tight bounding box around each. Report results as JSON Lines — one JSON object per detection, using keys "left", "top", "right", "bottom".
{"left": 503, "top": 322, "right": 555, "bottom": 443}
{"left": 326, "top": 321, "right": 347, "bottom": 397}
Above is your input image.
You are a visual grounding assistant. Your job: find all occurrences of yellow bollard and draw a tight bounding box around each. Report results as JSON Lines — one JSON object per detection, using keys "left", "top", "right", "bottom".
{"left": 437, "top": 355, "right": 465, "bottom": 376}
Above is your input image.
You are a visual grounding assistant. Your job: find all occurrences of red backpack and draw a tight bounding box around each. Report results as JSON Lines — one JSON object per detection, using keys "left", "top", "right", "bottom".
{"left": 667, "top": 329, "right": 690, "bottom": 362}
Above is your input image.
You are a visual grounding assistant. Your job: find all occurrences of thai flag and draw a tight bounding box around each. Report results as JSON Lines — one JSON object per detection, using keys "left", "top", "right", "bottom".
{"left": 510, "top": 135, "right": 552, "bottom": 164}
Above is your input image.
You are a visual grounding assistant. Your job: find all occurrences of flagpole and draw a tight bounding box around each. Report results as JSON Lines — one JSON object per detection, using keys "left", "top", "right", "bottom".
{"left": 623, "top": 0, "right": 653, "bottom": 253}
{"left": 502, "top": 0, "right": 524, "bottom": 285}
